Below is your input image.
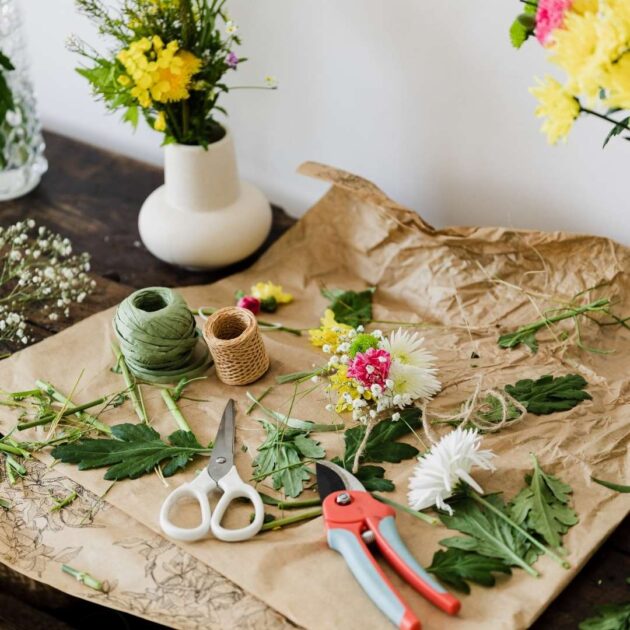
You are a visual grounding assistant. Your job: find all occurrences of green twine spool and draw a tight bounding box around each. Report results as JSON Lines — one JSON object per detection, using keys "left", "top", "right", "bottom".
{"left": 113, "top": 287, "right": 211, "bottom": 384}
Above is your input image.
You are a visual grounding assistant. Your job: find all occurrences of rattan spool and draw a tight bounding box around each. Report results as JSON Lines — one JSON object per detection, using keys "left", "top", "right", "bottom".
{"left": 203, "top": 307, "right": 270, "bottom": 385}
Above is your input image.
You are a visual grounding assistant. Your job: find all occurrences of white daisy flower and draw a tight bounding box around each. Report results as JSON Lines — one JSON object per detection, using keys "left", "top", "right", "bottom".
{"left": 381, "top": 329, "right": 438, "bottom": 370}
{"left": 407, "top": 428, "right": 495, "bottom": 514}
{"left": 388, "top": 361, "right": 441, "bottom": 404}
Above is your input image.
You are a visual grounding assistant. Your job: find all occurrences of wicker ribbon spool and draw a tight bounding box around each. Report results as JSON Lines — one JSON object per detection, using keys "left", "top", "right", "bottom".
{"left": 203, "top": 306, "right": 270, "bottom": 385}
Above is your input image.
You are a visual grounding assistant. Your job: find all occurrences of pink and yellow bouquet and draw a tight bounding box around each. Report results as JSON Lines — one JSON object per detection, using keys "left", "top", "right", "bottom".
{"left": 511, "top": 0, "right": 630, "bottom": 146}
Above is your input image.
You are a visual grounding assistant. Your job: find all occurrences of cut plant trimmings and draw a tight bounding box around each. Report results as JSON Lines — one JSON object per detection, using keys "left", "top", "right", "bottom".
{"left": 70, "top": 0, "right": 276, "bottom": 146}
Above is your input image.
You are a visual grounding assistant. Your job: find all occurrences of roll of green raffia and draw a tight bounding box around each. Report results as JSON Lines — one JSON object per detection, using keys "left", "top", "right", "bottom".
{"left": 113, "top": 287, "right": 212, "bottom": 384}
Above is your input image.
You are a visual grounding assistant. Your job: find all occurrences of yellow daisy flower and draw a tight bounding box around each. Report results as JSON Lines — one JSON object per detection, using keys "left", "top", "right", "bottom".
{"left": 309, "top": 309, "right": 352, "bottom": 348}
{"left": 154, "top": 111, "right": 167, "bottom": 131}
{"left": 530, "top": 76, "right": 580, "bottom": 144}
{"left": 251, "top": 282, "right": 293, "bottom": 304}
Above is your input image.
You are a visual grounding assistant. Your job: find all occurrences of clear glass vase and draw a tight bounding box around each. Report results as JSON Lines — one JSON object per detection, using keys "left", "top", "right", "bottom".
{"left": 0, "top": 0, "right": 47, "bottom": 201}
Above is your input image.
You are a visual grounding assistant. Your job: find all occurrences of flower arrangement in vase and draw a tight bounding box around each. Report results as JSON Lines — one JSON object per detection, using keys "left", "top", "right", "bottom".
{"left": 510, "top": 0, "right": 630, "bottom": 146}
{"left": 71, "top": 0, "right": 276, "bottom": 268}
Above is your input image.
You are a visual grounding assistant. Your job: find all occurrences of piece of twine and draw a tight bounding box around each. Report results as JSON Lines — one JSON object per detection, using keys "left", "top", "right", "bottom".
{"left": 203, "top": 306, "right": 269, "bottom": 386}
{"left": 113, "top": 287, "right": 211, "bottom": 384}
{"left": 421, "top": 378, "right": 528, "bottom": 444}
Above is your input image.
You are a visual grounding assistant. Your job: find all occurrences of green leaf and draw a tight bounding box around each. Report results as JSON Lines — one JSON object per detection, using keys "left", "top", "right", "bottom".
{"left": 440, "top": 494, "right": 542, "bottom": 570}
{"left": 579, "top": 602, "right": 630, "bottom": 630}
{"left": 0, "top": 497, "right": 10, "bottom": 510}
{"left": 293, "top": 435, "right": 325, "bottom": 459}
{"left": 340, "top": 408, "right": 421, "bottom": 469}
{"left": 355, "top": 465, "right": 395, "bottom": 492}
{"left": 509, "top": 16, "right": 534, "bottom": 49}
{"left": 51, "top": 424, "right": 210, "bottom": 481}
{"left": 505, "top": 374, "right": 591, "bottom": 415}
{"left": 427, "top": 548, "right": 511, "bottom": 593}
{"left": 122, "top": 105, "right": 139, "bottom": 129}
{"left": 0, "top": 50, "right": 14, "bottom": 71}
{"left": 509, "top": 455, "right": 578, "bottom": 548}
{"left": 602, "top": 116, "right": 630, "bottom": 148}
{"left": 321, "top": 287, "right": 375, "bottom": 327}
{"left": 591, "top": 477, "right": 630, "bottom": 493}
{"left": 498, "top": 329, "right": 539, "bottom": 352}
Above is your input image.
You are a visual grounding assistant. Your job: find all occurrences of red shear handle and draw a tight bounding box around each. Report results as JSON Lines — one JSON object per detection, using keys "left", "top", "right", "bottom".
{"left": 370, "top": 515, "right": 461, "bottom": 616}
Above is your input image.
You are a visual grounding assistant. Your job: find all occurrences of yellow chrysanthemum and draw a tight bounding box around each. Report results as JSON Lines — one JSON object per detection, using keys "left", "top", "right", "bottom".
{"left": 551, "top": 10, "right": 600, "bottom": 98}
{"left": 251, "top": 282, "right": 293, "bottom": 304}
{"left": 154, "top": 111, "right": 167, "bottom": 131}
{"left": 117, "top": 37, "right": 201, "bottom": 109}
{"left": 309, "top": 309, "right": 352, "bottom": 348}
{"left": 602, "top": 52, "right": 630, "bottom": 109}
{"left": 530, "top": 76, "right": 580, "bottom": 144}
{"left": 329, "top": 365, "right": 372, "bottom": 413}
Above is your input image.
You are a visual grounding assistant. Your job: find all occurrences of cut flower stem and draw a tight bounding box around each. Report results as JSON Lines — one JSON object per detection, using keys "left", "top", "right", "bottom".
{"left": 373, "top": 493, "right": 439, "bottom": 526}
{"left": 261, "top": 507, "right": 323, "bottom": 531}
{"left": 160, "top": 389, "right": 192, "bottom": 433}
{"left": 61, "top": 564, "right": 109, "bottom": 593}
{"left": 112, "top": 345, "right": 148, "bottom": 424}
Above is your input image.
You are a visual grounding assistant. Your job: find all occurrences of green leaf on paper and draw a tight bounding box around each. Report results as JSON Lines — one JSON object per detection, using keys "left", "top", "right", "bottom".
{"left": 339, "top": 407, "right": 421, "bottom": 469}
{"left": 253, "top": 421, "right": 325, "bottom": 498}
{"left": 505, "top": 374, "right": 591, "bottom": 415}
{"left": 439, "top": 494, "right": 542, "bottom": 569}
{"left": 355, "top": 465, "right": 395, "bottom": 492}
{"left": 321, "top": 287, "right": 375, "bottom": 327}
{"left": 578, "top": 602, "right": 630, "bottom": 630}
{"left": 51, "top": 424, "right": 211, "bottom": 481}
{"left": 591, "top": 477, "right": 630, "bottom": 493}
{"left": 509, "top": 455, "right": 578, "bottom": 549}
{"left": 427, "top": 548, "right": 511, "bottom": 594}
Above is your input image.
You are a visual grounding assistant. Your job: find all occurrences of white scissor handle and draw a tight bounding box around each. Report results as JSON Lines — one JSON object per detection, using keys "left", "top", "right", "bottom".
{"left": 159, "top": 469, "right": 216, "bottom": 542}
{"left": 211, "top": 466, "right": 265, "bottom": 542}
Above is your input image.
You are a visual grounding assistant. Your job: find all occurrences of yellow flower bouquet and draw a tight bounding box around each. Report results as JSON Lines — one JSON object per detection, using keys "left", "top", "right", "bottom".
{"left": 70, "top": 0, "right": 274, "bottom": 147}
{"left": 511, "top": 0, "right": 630, "bottom": 146}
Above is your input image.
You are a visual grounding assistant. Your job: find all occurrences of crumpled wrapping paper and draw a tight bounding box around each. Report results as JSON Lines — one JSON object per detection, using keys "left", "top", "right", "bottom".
{"left": 0, "top": 162, "right": 628, "bottom": 629}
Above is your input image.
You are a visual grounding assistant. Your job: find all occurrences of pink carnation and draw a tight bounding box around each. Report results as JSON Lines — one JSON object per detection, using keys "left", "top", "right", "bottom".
{"left": 536, "top": 0, "right": 572, "bottom": 45}
{"left": 237, "top": 295, "right": 261, "bottom": 315}
{"left": 347, "top": 348, "right": 391, "bottom": 388}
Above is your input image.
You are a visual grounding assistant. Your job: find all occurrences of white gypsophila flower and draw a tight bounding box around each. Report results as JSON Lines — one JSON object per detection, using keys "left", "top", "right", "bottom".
{"left": 388, "top": 361, "right": 441, "bottom": 404}
{"left": 407, "top": 428, "right": 496, "bottom": 515}
{"left": 381, "top": 328, "right": 438, "bottom": 369}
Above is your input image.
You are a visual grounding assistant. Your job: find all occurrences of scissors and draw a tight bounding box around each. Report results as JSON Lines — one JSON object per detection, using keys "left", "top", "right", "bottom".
{"left": 316, "top": 460, "right": 460, "bottom": 630}
{"left": 159, "top": 399, "right": 264, "bottom": 542}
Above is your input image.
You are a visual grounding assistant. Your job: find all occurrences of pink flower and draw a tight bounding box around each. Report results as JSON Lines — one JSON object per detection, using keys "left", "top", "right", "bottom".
{"left": 237, "top": 295, "right": 261, "bottom": 315}
{"left": 347, "top": 348, "right": 391, "bottom": 388}
{"left": 536, "top": 0, "right": 572, "bottom": 45}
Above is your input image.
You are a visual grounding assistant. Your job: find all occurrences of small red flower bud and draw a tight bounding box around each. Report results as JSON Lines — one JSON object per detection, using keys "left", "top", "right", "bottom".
{"left": 237, "top": 295, "right": 261, "bottom": 315}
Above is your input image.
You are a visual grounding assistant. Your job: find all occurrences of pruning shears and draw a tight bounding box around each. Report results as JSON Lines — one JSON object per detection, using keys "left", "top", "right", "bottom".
{"left": 316, "top": 460, "right": 460, "bottom": 630}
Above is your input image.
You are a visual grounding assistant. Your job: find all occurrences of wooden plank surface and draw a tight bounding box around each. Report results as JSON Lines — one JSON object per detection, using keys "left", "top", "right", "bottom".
{"left": 0, "top": 131, "right": 627, "bottom": 629}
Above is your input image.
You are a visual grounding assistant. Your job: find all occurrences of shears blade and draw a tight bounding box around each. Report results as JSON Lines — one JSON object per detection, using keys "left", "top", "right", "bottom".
{"left": 206, "top": 399, "right": 236, "bottom": 482}
{"left": 316, "top": 460, "right": 366, "bottom": 501}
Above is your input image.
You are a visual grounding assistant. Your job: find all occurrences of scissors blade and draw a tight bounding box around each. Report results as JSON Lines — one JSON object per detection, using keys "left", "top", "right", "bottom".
{"left": 316, "top": 460, "right": 366, "bottom": 500}
{"left": 206, "top": 399, "right": 236, "bottom": 482}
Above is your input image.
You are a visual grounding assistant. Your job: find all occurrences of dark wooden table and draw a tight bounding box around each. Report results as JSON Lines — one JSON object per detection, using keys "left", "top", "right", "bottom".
{"left": 0, "top": 131, "right": 627, "bottom": 629}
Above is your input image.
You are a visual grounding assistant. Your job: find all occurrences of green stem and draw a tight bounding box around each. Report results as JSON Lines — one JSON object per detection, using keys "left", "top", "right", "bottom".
{"left": 35, "top": 380, "right": 111, "bottom": 435}
{"left": 251, "top": 459, "right": 315, "bottom": 482}
{"left": 111, "top": 345, "right": 148, "bottom": 425}
{"left": 246, "top": 386, "right": 273, "bottom": 415}
{"left": 160, "top": 389, "right": 192, "bottom": 432}
{"left": 0, "top": 441, "right": 30, "bottom": 457}
{"left": 373, "top": 493, "right": 439, "bottom": 526}
{"left": 259, "top": 492, "right": 322, "bottom": 509}
{"left": 10, "top": 389, "right": 41, "bottom": 400}
{"left": 261, "top": 507, "right": 323, "bottom": 531}
{"left": 17, "top": 397, "right": 108, "bottom": 430}
{"left": 61, "top": 564, "right": 109, "bottom": 593}
{"left": 276, "top": 367, "right": 326, "bottom": 384}
{"left": 580, "top": 106, "right": 630, "bottom": 130}
{"left": 469, "top": 492, "right": 570, "bottom": 570}
{"left": 51, "top": 490, "right": 78, "bottom": 512}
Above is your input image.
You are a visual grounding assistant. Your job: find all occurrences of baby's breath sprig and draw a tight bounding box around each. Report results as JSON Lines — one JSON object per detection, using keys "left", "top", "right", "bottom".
{"left": 0, "top": 220, "right": 95, "bottom": 355}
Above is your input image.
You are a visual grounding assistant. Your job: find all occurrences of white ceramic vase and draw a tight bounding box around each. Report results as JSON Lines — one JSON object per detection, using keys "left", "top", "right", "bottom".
{"left": 138, "top": 129, "right": 271, "bottom": 269}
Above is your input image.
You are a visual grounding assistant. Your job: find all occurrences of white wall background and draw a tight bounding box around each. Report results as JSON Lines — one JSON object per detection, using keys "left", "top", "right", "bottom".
{"left": 20, "top": 0, "right": 630, "bottom": 244}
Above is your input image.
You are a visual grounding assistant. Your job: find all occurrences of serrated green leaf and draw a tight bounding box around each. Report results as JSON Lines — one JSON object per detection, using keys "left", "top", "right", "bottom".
{"left": 293, "top": 435, "right": 325, "bottom": 459}
{"left": 427, "top": 548, "right": 511, "bottom": 593}
{"left": 592, "top": 477, "right": 630, "bottom": 493}
{"left": 440, "top": 494, "right": 542, "bottom": 570}
{"left": 355, "top": 465, "right": 395, "bottom": 492}
{"left": 340, "top": 407, "right": 421, "bottom": 469}
{"left": 505, "top": 374, "right": 591, "bottom": 415}
{"left": 51, "top": 424, "right": 211, "bottom": 481}
{"left": 321, "top": 287, "right": 375, "bottom": 327}
{"left": 579, "top": 602, "right": 630, "bottom": 630}
{"left": 509, "top": 455, "right": 578, "bottom": 548}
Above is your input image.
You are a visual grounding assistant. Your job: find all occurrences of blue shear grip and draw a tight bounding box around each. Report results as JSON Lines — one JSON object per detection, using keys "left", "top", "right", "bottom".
{"left": 328, "top": 528, "right": 407, "bottom": 628}
{"left": 378, "top": 516, "right": 448, "bottom": 595}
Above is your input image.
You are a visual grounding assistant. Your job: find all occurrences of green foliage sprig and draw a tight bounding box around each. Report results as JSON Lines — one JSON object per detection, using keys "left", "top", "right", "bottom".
{"left": 0, "top": 49, "right": 15, "bottom": 127}
{"left": 321, "top": 287, "right": 375, "bottom": 327}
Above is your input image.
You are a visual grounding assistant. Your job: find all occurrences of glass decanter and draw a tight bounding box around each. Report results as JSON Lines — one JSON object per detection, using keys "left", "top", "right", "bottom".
{"left": 0, "top": 0, "right": 47, "bottom": 201}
